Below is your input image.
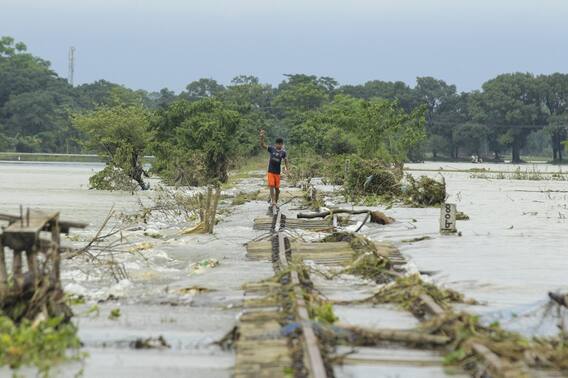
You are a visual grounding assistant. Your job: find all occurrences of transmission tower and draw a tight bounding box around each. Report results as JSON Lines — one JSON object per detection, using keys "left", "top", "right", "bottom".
{"left": 68, "top": 46, "right": 75, "bottom": 86}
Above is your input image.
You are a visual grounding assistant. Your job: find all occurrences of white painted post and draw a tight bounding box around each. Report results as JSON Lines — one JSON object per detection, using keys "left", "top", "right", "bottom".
{"left": 440, "top": 203, "right": 457, "bottom": 234}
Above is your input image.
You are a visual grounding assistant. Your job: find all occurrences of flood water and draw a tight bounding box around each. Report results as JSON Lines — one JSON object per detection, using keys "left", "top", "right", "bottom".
{"left": 1, "top": 160, "right": 567, "bottom": 377}
{"left": 378, "top": 162, "right": 568, "bottom": 336}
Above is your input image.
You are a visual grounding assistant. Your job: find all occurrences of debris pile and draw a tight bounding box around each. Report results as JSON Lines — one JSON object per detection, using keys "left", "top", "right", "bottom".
{"left": 402, "top": 175, "right": 447, "bottom": 207}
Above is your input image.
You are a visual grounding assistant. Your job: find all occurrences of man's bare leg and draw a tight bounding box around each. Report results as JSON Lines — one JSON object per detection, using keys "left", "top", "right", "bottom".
{"left": 275, "top": 188, "right": 280, "bottom": 205}
{"left": 269, "top": 187, "right": 276, "bottom": 206}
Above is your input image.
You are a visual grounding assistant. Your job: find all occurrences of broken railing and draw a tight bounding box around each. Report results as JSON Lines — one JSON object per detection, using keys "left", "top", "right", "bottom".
{"left": 0, "top": 208, "right": 86, "bottom": 321}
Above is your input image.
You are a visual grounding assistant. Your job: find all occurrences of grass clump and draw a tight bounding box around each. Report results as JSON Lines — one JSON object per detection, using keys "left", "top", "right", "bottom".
{"left": 421, "top": 312, "right": 568, "bottom": 375}
{"left": 311, "top": 302, "right": 339, "bottom": 325}
{"left": 321, "top": 232, "right": 377, "bottom": 255}
{"left": 89, "top": 165, "right": 140, "bottom": 191}
{"left": 321, "top": 232, "right": 396, "bottom": 283}
{"left": 0, "top": 315, "right": 83, "bottom": 375}
{"left": 232, "top": 190, "right": 259, "bottom": 205}
{"left": 346, "top": 253, "right": 392, "bottom": 284}
{"left": 108, "top": 308, "right": 121, "bottom": 320}
{"left": 366, "top": 274, "right": 472, "bottom": 316}
{"left": 456, "top": 211, "right": 470, "bottom": 220}
{"left": 402, "top": 175, "right": 447, "bottom": 207}
{"left": 470, "top": 167, "right": 568, "bottom": 181}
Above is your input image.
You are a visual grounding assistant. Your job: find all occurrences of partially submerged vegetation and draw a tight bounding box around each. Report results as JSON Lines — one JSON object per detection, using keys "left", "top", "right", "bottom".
{"left": 355, "top": 274, "right": 473, "bottom": 316}
{"left": 0, "top": 315, "right": 82, "bottom": 375}
{"left": 470, "top": 166, "right": 568, "bottom": 181}
{"left": 232, "top": 190, "right": 260, "bottom": 205}
{"left": 73, "top": 105, "right": 151, "bottom": 191}
{"left": 291, "top": 153, "right": 447, "bottom": 207}
{"left": 321, "top": 232, "right": 396, "bottom": 283}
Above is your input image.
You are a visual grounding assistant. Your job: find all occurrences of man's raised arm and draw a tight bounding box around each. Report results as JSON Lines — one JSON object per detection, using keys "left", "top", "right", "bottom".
{"left": 259, "top": 129, "right": 268, "bottom": 150}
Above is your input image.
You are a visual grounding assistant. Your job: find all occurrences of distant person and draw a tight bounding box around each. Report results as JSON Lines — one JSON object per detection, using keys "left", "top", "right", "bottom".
{"left": 259, "top": 129, "right": 289, "bottom": 213}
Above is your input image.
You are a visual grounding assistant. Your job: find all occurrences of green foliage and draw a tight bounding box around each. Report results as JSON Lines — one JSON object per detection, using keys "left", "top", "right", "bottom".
{"left": 273, "top": 74, "right": 331, "bottom": 114}
{"left": 347, "top": 253, "right": 391, "bottom": 283}
{"left": 0, "top": 315, "right": 82, "bottom": 375}
{"left": 289, "top": 94, "right": 426, "bottom": 162}
{"left": 452, "top": 122, "right": 489, "bottom": 156}
{"left": 232, "top": 191, "right": 260, "bottom": 205}
{"left": 343, "top": 157, "right": 402, "bottom": 196}
{"left": 369, "top": 274, "right": 470, "bottom": 314}
{"left": 152, "top": 98, "right": 241, "bottom": 185}
{"left": 4, "top": 34, "right": 568, "bottom": 164}
{"left": 108, "top": 308, "right": 121, "bottom": 320}
{"left": 73, "top": 105, "right": 151, "bottom": 190}
{"left": 181, "top": 78, "right": 225, "bottom": 101}
{"left": 402, "top": 175, "right": 447, "bottom": 207}
{"left": 311, "top": 302, "right": 338, "bottom": 324}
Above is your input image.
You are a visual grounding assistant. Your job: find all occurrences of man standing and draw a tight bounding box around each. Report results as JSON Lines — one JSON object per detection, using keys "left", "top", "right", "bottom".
{"left": 259, "top": 129, "right": 289, "bottom": 213}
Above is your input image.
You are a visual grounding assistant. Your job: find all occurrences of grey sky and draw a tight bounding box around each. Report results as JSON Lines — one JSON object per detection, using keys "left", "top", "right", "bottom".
{"left": 3, "top": 0, "right": 567, "bottom": 93}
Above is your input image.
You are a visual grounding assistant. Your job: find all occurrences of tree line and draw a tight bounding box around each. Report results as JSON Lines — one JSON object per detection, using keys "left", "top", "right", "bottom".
{"left": 1, "top": 36, "right": 567, "bottom": 171}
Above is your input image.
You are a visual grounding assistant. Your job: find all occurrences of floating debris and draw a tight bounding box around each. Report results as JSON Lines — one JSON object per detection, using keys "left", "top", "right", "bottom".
{"left": 108, "top": 308, "right": 121, "bottom": 320}
{"left": 130, "top": 335, "right": 170, "bottom": 349}
{"left": 188, "top": 258, "right": 220, "bottom": 275}
{"left": 128, "top": 242, "right": 154, "bottom": 252}
{"left": 455, "top": 211, "right": 470, "bottom": 220}
{"left": 400, "top": 236, "right": 432, "bottom": 243}
{"left": 403, "top": 175, "right": 447, "bottom": 207}
{"left": 178, "top": 286, "right": 213, "bottom": 295}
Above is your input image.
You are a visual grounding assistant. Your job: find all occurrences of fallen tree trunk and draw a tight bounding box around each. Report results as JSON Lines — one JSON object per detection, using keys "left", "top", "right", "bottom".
{"left": 549, "top": 292, "right": 568, "bottom": 307}
{"left": 298, "top": 209, "right": 394, "bottom": 225}
{"left": 297, "top": 209, "right": 370, "bottom": 219}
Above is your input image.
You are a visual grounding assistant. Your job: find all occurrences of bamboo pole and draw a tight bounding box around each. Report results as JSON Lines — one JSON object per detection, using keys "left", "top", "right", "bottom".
{"left": 208, "top": 188, "right": 221, "bottom": 233}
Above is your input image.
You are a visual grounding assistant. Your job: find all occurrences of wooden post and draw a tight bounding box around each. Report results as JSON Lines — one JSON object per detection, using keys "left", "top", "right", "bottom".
{"left": 13, "top": 250, "right": 24, "bottom": 293}
{"left": 51, "top": 214, "right": 61, "bottom": 290}
{"left": 0, "top": 238, "right": 7, "bottom": 298}
{"left": 204, "top": 186, "right": 212, "bottom": 227}
{"left": 25, "top": 246, "right": 39, "bottom": 289}
{"left": 208, "top": 187, "right": 221, "bottom": 233}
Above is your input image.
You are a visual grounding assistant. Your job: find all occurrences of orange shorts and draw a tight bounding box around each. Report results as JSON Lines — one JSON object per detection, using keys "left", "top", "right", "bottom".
{"left": 267, "top": 172, "right": 281, "bottom": 188}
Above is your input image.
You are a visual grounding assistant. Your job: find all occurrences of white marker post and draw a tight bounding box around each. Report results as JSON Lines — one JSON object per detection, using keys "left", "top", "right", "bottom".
{"left": 440, "top": 203, "right": 457, "bottom": 234}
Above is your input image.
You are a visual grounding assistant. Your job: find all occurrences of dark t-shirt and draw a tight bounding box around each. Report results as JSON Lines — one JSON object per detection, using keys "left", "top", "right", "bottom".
{"left": 267, "top": 146, "right": 287, "bottom": 174}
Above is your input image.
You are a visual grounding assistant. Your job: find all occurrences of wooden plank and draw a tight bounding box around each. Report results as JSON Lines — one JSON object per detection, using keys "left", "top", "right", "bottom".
{"left": 0, "top": 211, "right": 87, "bottom": 231}
{"left": 254, "top": 217, "right": 334, "bottom": 231}
{"left": 0, "top": 238, "right": 7, "bottom": 297}
{"left": 4, "top": 211, "right": 59, "bottom": 234}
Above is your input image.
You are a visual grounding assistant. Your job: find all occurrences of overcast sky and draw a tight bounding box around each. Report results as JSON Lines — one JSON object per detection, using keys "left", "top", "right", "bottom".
{"left": 2, "top": 0, "right": 567, "bottom": 93}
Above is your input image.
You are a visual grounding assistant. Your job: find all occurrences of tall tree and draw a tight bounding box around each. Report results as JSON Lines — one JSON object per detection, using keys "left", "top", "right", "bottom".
{"left": 414, "top": 77, "right": 462, "bottom": 158}
{"left": 538, "top": 73, "right": 568, "bottom": 161}
{"left": 473, "top": 73, "right": 544, "bottom": 163}
{"left": 74, "top": 105, "right": 151, "bottom": 190}
{"left": 151, "top": 98, "right": 241, "bottom": 185}
{"left": 181, "top": 78, "right": 225, "bottom": 101}
{"left": 273, "top": 74, "right": 330, "bottom": 115}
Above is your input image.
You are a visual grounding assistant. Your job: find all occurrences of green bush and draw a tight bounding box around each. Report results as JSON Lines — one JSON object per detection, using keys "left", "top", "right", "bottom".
{"left": 0, "top": 316, "right": 82, "bottom": 374}
{"left": 151, "top": 98, "right": 241, "bottom": 186}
